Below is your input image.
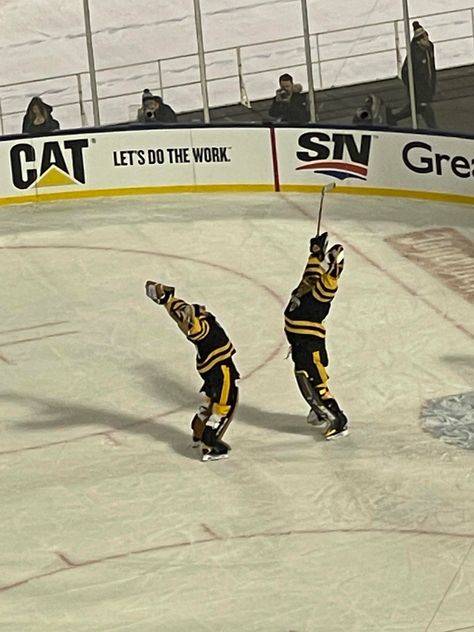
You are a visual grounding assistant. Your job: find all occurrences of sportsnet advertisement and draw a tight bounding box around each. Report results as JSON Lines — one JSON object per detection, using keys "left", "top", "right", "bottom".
{"left": 0, "top": 125, "right": 473, "bottom": 204}
{"left": 275, "top": 128, "right": 474, "bottom": 202}
{"left": 1, "top": 127, "right": 274, "bottom": 203}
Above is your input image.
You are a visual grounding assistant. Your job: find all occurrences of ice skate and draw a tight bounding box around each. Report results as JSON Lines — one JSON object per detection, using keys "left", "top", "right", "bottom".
{"left": 201, "top": 441, "right": 230, "bottom": 462}
{"left": 322, "top": 399, "right": 349, "bottom": 440}
{"left": 324, "top": 418, "right": 349, "bottom": 440}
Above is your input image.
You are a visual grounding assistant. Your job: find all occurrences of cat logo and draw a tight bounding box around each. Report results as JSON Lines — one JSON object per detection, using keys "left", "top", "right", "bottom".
{"left": 10, "top": 139, "right": 89, "bottom": 190}
{"left": 296, "top": 131, "right": 372, "bottom": 181}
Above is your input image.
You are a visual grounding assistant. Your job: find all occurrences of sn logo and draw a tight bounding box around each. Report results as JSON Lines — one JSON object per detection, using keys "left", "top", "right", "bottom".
{"left": 296, "top": 132, "right": 373, "bottom": 180}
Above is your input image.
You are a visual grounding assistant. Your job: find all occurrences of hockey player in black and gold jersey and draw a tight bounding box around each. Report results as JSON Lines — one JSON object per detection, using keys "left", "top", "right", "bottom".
{"left": 284, "top": 232, "right": 348, "bottom": 439}
{"left": 145, "top": 281, "right": 239, "bottom": 461}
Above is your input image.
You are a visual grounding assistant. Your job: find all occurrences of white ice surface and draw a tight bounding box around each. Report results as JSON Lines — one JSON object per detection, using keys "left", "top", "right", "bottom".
{"left": 0, "top": 192, "right": 473, "bottom": 631}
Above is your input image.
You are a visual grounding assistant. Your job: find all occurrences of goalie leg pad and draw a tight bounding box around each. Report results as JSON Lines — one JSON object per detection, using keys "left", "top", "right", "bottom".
{"left": 295, "top": 370, "right": 337, "bottom": 423}
{"left": 202, "top": 414, "right": 232, "bottom": 450}
{"left": 191, "top": 397, "right": 212, "bottom": 443}
{"left": 201, "top": 424, "right": 230, "bottom": 461}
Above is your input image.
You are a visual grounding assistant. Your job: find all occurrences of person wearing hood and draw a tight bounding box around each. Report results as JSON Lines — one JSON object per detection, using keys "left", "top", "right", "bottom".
{"left": 392, "top": 21, "right": 437, "bottom": 129}
{"left": 137, "top": 89, "right": 177, "bottom": 123}
{"left": 22, "top": 97, "right": 60, "bottom": 135}
{"left": 268, "top": 73, "right": 310, "bottom": 123}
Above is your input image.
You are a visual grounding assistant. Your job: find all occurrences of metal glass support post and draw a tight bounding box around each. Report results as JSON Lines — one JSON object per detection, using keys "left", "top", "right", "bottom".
{"left": 156, "top": 60, "right": 164, "bottom": 98}
{"left": 471, "top": 8, "right": 474, "bottom": 59}
{"left": 76, "top": 74, "right": 87, "bottom": 127}
{"left": 315, "top": 34, "right": 323, "bottom": 89}
{"left": 402, "top": 0, "right": 418, "bottom": 129}
{"left": 301, "top": 0, "right": 317, "bottom": 122}
{"left": 0, "top": 99, "right": 4, "bottom": 136}
{"left": 193, "top": 0, "right": 210, "bottom": 123}
{"left": 394, "top": 20, "right": 402, "bottom": 76}
{"left": 236, "top": 47, "right": 251, "bottom": 108}
{"left": 82, "top": 0, "right": 100, "bottom": 126}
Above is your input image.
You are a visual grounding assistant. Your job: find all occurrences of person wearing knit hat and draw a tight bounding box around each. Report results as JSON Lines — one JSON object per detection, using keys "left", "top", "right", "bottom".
{"left": 412, "top": 21, "right": 428, "bottom": 40}
{"left": 391, "top": 21, "right": 437, "bottom": 128}
{"left": 137, "top": 88, "right": 177, "bottom": 123}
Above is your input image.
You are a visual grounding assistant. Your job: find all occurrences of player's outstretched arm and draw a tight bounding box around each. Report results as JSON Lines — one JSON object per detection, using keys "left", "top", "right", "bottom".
{"left": 145, "top": 281, "right": 197, "bottom": 334}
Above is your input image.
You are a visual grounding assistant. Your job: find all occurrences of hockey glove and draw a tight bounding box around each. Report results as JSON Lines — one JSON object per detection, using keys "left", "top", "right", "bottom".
{"left": 145, "top": 281, "right": 175, "bottom": 305}
{"left": 325, "top": 245, "right": 344, "bottom": 278}
{"left": 309, "top": 232, "right": 328, "bottom": 261}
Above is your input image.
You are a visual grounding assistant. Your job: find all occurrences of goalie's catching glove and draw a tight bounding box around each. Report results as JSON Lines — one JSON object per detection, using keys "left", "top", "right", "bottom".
{"left": 145, "top": 281, "right": 175, "bottom": 305}
{"left": 309, "top": 231, "right": 328, "bottom": 261}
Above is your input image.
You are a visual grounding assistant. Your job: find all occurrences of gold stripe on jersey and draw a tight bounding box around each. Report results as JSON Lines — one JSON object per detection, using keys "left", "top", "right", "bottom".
{"left": 220, "top": 364, "right": 231, "bottom": 405}
{"left": 197, "top": 341, "right": 235, "bottom": 373}
{"left": 188, "top": 318, "right": 210, "bottom": 342}
{"left": 169, "top": 298, "right": 187, "bottom": 311}
{"left": 167, "top": 298, "right": 188, "bottom": 321}
{"left": 320, "top": 274, "right": 338, "bottom": 290}
{"left": 303, "top": 255, "right": 325, "bottom": 275}
{"left": 284, "top": 316, "right": 326, "bottom": 338}
{"left": 166, "top": 298, "right": 192, "bottom": 335}
{"left": 303, "top": 264, "right": 325, "bottom": 278}
{"left": 312, "top": 281, "right": 336, "bottom": 302}
{"left": 312, "top": 350, "right": 329, "bottom": 388}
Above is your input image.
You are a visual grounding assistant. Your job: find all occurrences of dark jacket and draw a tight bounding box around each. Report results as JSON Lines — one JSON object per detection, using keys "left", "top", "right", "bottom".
{"left": 268, "top": 84, "right": 310, "bottom": 123}
{"left": 22, "top": 117, "right": 60, "bottom": 135}
{"left": 137, "top": 99, "right": 177, "bottom": 124}
{"left": 22, "top": 98, "right": 60, "bottom": 135}
{"left": 401, "top": 41, "right": 436, "bottom": 103}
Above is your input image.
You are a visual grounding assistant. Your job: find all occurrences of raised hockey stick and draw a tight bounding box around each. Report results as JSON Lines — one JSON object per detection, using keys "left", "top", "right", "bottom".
{"left": 316, "top": 182, "right": 336, "bottom": 235}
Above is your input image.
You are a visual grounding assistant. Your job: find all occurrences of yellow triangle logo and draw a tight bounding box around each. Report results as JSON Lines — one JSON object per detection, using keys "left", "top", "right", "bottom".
{"left": 36, "top": 166, "right": 77, "bottom": 188}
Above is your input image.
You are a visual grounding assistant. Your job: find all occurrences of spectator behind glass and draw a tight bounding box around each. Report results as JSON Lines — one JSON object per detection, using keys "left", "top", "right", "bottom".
{"left": 392, "top": 21, "right": 437, "bottom": 129}
{"left": 137, "top": 89, "right": 177, "bottom": 123}
{"left": 22, "top": 97, "right": 60, "bottom": 135}
{"left": 352, "top": 94, "right": 393, "bottom": 126}
{"left": 267, "top": 73, "right": 310, "bottom": 123}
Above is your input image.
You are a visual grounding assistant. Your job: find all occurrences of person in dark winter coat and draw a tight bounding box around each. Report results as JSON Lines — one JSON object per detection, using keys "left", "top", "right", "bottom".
{"left": 268, "top": 73, "right": 310, "bottom": 124}
{"left": 392, "top": 21, "right": 437, "bottom": 129}
{"left": 137, "top": 89, "right": 177, "bottom": 123}
{"left": 22, "top": 97, "right": 60, "bottom": 135}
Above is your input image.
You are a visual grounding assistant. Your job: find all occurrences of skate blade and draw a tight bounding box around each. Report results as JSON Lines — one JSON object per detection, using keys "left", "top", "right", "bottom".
{"left": 201, "top": 453, "right": 229, "bottom": 462}
{"left": 325, "top": 427, "right": 349, "bottom": 441}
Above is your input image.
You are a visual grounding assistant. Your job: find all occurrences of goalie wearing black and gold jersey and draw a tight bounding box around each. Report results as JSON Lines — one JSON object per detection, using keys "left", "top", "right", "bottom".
{"left": 145, "top": 281, "right": 239, "bottom": 461}
{"left": 284, "top": 232, "right": 348, "bottom": 440}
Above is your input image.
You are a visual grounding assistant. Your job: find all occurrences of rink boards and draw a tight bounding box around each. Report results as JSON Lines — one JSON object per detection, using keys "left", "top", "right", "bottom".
{"left": 0, "top": 124, "right": 473, "bottom": 206}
